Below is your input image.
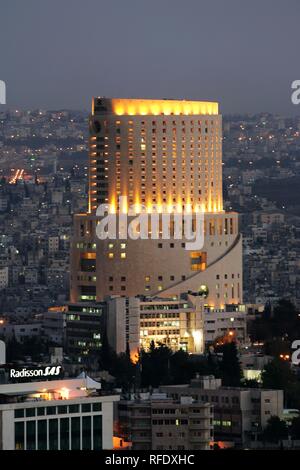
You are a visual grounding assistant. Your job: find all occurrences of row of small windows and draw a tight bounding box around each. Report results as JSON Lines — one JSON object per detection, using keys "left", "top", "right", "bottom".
{"left": 199, "top": 395, "right": 239, "bottom": 404}
{"left": 141, "top": 329, "right": 180, "bottom": 335}
{"left": 114, "top": 118, "right": 217, "bottom": 125}
{"left": 141, "top": 304, "right": 189, "bottom": 311}
{"left": 140, "top": 312, "right": 180, "bottom": 319}
{"left": 14, "top": 402, "right": 102, "bottom": 418}
{"left": 216, "top": 274, "right": 240, "bottom": 279}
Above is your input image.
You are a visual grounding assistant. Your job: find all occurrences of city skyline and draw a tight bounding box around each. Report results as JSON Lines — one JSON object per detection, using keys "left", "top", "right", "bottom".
{"left": 1, "top": 1, "right": 300, "bottom": 454}
{"left": 1, "top": 0, "right": 300, "bottom": 115}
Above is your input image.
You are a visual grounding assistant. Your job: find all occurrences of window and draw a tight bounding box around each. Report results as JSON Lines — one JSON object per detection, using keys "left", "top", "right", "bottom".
{"left": 71, "top": 417, "right": 80, "bottom": 450}
{"left": 58, "top": 405, "right": 68, "bottom": 415}
{"left": 93, "top": 402, "right": 102, "bottom": 412}
{"left": 26, "top": 408, "right": 35, "bottom": 417}
{"left": 60, "top": 418, "right": 69, "bottom": 450}
{"left": 93, "top": 416, "right": 102, "bottom": 450}
{"left": 46, "top": 406, "right": 56, "bottom": 415}
{"left": 14, "top": 409, "right": 24, "bottom": 419}
{"left": 69, "top": 404, "right": 79, "bottom": 413}
{"left": 37, "top": 407, "right": 45, "bottom": 416}
{"left": 49, "top": 419, "right": 58, "bottom": 450}
{"left": 82, "top": 416, "right": 92, "bottom": 450}
{"left": 38, "top": 420, "right": 47, "bottom": 450}
{"left": 15, "top": 422, "right": 24, "bottom": 450}
{"left": 82, "top": 404, "right": 91, "bottom": 413}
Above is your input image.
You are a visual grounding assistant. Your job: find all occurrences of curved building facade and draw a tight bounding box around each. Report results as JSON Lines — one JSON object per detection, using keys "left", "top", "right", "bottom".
{"left": 70, "top": 97, "right": 242, "bottom": 308}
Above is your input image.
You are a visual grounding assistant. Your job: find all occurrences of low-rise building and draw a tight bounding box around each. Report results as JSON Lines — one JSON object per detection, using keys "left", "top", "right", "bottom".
{"left": 117, "top": 393, "right": 213, "bottom": 450}
{"left": 160, "top": 375, "right": 284, "bottom": 448}
{"left": 0, "top": 375, "right": 119, "bottom": 450}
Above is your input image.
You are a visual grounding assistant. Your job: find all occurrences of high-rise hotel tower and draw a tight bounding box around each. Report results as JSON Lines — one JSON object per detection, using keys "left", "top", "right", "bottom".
{"left": 70, "top": 98, "right": 242, "bottom": 308}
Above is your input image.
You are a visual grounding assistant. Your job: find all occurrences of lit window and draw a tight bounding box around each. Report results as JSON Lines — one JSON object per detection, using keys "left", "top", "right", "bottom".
{"left": 108, "top": 253, "right": 114, "bottom": 259}
{"left": 121, "top": 253, "right": 126, "bottom": 259}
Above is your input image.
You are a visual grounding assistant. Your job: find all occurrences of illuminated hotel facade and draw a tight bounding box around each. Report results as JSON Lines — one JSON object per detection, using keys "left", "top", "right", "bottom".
{"left": 70, "top": 98, "right": 242, "bottom": 308}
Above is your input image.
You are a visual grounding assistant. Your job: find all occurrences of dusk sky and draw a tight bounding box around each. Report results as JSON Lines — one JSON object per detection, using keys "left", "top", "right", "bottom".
{"left": 1, "top": 0, "right": 300, "bottom": 115}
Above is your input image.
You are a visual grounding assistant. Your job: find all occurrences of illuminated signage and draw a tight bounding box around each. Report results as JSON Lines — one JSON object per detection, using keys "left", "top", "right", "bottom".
{"left": 9, "top": 366, "right": 62, "bottom": 379}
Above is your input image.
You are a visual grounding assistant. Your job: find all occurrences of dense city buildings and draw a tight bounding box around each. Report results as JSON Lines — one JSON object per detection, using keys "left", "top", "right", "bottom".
{"left": 160, "top": 375, "right": 284, "bottom": 448}
{"left": 106, "top": 294, "right": 247, "bottom": 356}
{"left": 1, "top": 107, "right": 300, "bottom": 451}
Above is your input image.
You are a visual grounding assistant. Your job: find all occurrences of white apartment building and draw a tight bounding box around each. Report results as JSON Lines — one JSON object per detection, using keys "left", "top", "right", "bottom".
{"left": 106, "top": 294, "right": 247, "bottom": 356}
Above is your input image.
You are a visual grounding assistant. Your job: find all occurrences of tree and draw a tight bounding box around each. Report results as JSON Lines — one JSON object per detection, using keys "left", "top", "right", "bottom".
{"left": 291, "top": 416, "right": 300, "bottom": 439}
{"left": 249, "top": 299, "right": 300, "bottom": 343}
{"left": 242, "top": 378, "right": 260, "bottom": 388}
{"left": 263, "top": 416, "right": 288, "bottom": 443}
{"left": 219, "top": 342, "right": 242, "bottom": 386}
{"left": 140, "top": 343, "right": 173, "bottom": 387}
{"left": 169, "top": 349, "right": 193, "bottom": 384}
{"left": 112, "top": 352, "right": 136, "bottom": 391}
{"left": 98, "top": 330, "right": 117, "bottom": 373}
{"left": 261, "top": 358, "right": 300, "bottom": 409}
{"left": 261, "top": 358, "right": 294, "bottom": 391}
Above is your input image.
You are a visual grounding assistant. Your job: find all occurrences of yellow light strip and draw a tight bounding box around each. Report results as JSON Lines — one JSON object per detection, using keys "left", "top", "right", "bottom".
{"left": 111, "top": 99, "right": 218, "bottom": 116}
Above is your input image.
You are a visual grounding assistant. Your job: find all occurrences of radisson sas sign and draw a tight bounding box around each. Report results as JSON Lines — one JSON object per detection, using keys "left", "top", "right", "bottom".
{"left": 9, "top": 366, "right": 62, "bottom": 379}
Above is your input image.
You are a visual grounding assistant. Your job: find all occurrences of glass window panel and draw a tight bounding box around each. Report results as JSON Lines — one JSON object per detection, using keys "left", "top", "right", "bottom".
{"left": 82, "top": 403, "right": 91, "bottom": 413}
{"left": 69, "top": 404, "right": 79, "bottom": 414}
{"left": 93, "top": 415, "right": 102, "bottom": 450}
{"left": 58, "top": 405, "right": 68, "bottom": 415}
{"left": 92, "top": 403, "right": 102, "bottom": 412}
{"left": 82, "top": 416, "right": 92, "bottom": 450}
{"left": 14, "top": 409, "right": 24, "bottom": 419}
{"left": 38, "top": 420, "right": 47, "bottom": 450}
{"left": 60, "top": 418, "right": 70, "bottom": 450}
{"left": 25, "top": 408, "right": 35, "bottom": 418}
{"left": 71, "top": 417, "right": 80, "bottom": 450}
{"left": 15, "top": 421, "right": 24, "bottom": 450}
{"left": 46, "top": 406, "right": 56, "bottom": 415}
{"left": 26, "top": 421, "right": 36, "bottom": 450}
{"left": 49, "top": 419, "right": 58, "bottom": 450}
{"left": 37, "top": 407, "right": 45, "bottom": 416}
